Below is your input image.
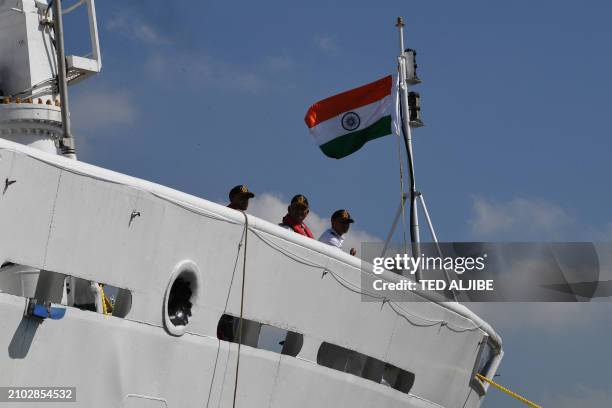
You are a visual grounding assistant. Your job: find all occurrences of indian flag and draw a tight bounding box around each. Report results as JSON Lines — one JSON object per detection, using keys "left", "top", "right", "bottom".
{"left": 304, "top": 75, "right": 397, "bottom": 159}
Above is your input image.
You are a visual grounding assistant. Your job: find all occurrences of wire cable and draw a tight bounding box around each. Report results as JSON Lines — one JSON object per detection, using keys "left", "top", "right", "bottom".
{"left": 247, "top": 226, "right": 483, "bottom": 332}
{"left": 1, "top": 146, "right": 486, "bottom": 334}
{"left": 232, "top": 212, "right": 249, "bottom": 408}
{"left": 394, "top": 79, "right": 408, "bottom": 255}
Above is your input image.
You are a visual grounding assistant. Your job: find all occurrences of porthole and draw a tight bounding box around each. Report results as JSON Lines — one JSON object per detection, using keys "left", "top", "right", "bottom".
{"left": 317, "top": 342, "right": 415, "bottom": 394}
{"left": 163, "top": 260, "right": 200, "bottom": 336}
{"left": 216, "top": 314, "right": 303, "bottom": 357}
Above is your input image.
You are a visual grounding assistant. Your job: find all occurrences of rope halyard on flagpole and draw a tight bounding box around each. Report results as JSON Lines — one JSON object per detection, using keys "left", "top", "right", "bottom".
{"left": 395, "top": 100, "right": 408, "bottom": 255}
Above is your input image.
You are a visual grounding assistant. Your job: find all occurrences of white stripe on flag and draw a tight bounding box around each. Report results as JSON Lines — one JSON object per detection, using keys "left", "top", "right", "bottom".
{"left": 309, "top": 94, "right": 393, "bottom": 146}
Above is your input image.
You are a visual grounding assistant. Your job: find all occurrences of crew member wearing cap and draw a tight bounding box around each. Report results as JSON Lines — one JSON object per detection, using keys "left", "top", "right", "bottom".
{"left": 227, "top": 185, "right": 255, "bottom": 211}
{"left": 319, "top": 209, "right": 357, "bottom": 255}
{"left": 279, "top": 194, "right": 314, "bottom": 238}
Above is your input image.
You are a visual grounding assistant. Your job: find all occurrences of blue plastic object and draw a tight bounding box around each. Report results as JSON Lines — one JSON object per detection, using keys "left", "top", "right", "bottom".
{"left": 31, "top": 303, "right": 66, "bottom": 320}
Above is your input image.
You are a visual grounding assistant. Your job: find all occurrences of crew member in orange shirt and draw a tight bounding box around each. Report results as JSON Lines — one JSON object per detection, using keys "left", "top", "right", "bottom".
{"left": 279, "top": 194, "right": 314, "bottom": 238}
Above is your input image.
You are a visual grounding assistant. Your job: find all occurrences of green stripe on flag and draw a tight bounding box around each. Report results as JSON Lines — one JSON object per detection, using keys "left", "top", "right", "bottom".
{"left": 319, "top": 116, "right": 392, "bottom": 159}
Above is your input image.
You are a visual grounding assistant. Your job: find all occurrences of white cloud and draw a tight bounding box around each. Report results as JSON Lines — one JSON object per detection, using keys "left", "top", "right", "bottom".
{"left": 470, "top": 196, "right": 574, "bottom": 239}
{"left": 315, "top": 36, "right": 338, "bottom": 53}
{"left": 541, "top": 386, "right": 612, "bottom": 408}
{"left": 262, "top": 55, "right": 294, "bottom": 72}
{"left": 468, "top": 302, "right": 612, "bottom": 333}
{"left": 234, "top": 73, "right": 267, "bottom": 93}
{"left": 592, "top": 222, "right": 612, "bottom": 240}
{"left": 465, "top": 197, "right": 612, "bottom": 333}
{"left": 146, "top": 53, "right": 213, "bottom": 84}
{"left": 145, "top": 53, "right": 267, "bottom": 93}
{"left": 107, "top": 16, "right": 290, "bottom": 94}
{"left": 106, "top": 16, "right": 170, "bottom": 45}
{"left": 247, "top": 193, "right": 379, "bottom": 254}
{"left": 70, "top": 89, "right": 138, "bottom": 134}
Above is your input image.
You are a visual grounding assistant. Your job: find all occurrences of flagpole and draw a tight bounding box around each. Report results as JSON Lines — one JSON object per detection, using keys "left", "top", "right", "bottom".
{"left": 396, "top": 17, "right": 422, "bottom": 281}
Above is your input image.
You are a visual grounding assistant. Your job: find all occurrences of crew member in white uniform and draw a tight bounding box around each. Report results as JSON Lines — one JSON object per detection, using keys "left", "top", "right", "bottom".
{"left": 319, "top": 209, "right": 357, "bottom": 255}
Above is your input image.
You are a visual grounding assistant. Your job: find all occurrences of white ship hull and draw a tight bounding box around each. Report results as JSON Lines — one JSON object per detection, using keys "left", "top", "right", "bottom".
{"left": 0, "top": 3, "right": 502, "bottom": 405}
{"left": 0, "top": 139, "right": 502, "bottom": 407}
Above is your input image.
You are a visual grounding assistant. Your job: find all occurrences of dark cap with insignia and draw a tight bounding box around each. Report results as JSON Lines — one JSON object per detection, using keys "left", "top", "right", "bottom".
{"left": 229, "top": 185, "right": 255, "bottom": 200}
{"left": 290, "top": 194, "right": 309, "bottom": 208}
{"left": 332, "top": 209, "right": 354, "bottom": 223}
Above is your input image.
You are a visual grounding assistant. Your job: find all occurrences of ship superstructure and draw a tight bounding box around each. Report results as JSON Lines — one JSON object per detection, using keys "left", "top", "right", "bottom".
{"left": 0, "top": 1, "right": 502, "bottom": 407}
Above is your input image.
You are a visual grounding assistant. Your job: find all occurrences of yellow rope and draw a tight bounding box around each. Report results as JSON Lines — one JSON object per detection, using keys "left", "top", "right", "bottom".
{"left": 99, "top": 284, "right": 113, "bottom": 316}
{"left": 476, "top": 373, "right": 542, "bottom": 408}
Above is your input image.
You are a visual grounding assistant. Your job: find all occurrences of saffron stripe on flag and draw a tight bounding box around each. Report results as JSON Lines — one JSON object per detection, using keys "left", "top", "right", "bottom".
{"left": 305, "top": 75, "right": 392, "bottom": 128}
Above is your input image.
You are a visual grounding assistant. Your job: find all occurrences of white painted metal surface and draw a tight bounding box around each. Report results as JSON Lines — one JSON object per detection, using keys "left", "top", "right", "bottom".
{"left": 0, "top": 0, "right": 101, "bottom": 154}
{"left": 0, "top": 103, "right": 62, "bottom": 154}
{"left": 0, "top": 0, "right": 57, "bottom": 98}
{"left": 0, "top": 0, "right": 61, "bottom": 154}
{"left": 0, "top": 3, "right": 502, "bottom": 406}
{"left": 0, "top": 139, "right": 502, "bottom": 407}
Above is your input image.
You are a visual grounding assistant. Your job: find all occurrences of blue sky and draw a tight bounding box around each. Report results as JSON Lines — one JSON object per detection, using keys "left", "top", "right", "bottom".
{"left": 62, "top": 1, "right": 611, "bottom": 406}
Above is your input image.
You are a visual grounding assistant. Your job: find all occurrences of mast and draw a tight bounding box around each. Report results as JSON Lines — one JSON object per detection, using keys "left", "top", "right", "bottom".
{"left": 53, "top": 0, "right": 75, "bottom": 159}
{"left": 395, "top": 17, "right": 422, "bottom": 281}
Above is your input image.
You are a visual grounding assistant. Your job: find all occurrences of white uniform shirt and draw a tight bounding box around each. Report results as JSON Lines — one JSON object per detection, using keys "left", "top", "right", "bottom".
{"left": 319, "top": 228, "right": 344, "bottom": 248}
